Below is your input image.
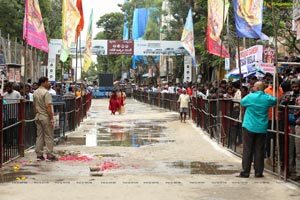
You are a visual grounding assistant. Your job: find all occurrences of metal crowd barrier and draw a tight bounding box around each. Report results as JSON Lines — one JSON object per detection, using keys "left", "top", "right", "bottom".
{"left": 133, "top": 90, "right": 300, "bottom": 185}
{"left": 0, "top": 92, "right": 93, "bottom": 167}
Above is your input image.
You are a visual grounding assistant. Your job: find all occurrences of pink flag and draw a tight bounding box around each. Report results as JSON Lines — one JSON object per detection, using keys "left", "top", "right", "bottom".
{"left": 23, "top": 0, "right": 49, "bottom": 52}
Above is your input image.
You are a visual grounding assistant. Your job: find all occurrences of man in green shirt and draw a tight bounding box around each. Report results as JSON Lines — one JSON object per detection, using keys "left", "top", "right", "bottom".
{"left": 237, "top": 81, "right": 277, "bottom": 178}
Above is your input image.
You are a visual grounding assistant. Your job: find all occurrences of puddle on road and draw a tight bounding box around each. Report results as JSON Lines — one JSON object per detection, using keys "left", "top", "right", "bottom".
{"left": 62, "top": 119, "right": 175, "bottom": 147}
{"left": 167, "top": 161, "right": 239, "bottom": 175}
{"left": 0, "top": 170, "right": 37, "bottom": 183}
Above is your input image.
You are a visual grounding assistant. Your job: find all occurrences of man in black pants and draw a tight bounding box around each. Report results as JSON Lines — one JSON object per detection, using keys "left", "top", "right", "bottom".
{"left": 237, "top": 81, "right": 277, "bottom": 178}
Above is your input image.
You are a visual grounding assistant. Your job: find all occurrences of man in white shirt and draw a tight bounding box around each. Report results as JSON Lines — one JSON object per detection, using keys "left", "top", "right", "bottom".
{"left": 49, "top": 85, "right": 57, "bottom": 95}
{"left": 3, "top": 82, "right": 22, "bottom": 104}
{"left": 177, "top": 89, "right": 190, "bottom": 123}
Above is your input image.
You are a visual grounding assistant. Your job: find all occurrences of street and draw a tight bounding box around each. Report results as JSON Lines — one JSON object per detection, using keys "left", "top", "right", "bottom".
{"left": 0, "top": 98, "right": 299, "bottom": 200}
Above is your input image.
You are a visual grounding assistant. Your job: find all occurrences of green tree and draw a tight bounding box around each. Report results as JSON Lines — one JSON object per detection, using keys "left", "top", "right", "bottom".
{"left": 92, "top": 12, "right": 125, "bottom": 80}
{"left": 95, "top": 12, "right": 124, "bottom": 40}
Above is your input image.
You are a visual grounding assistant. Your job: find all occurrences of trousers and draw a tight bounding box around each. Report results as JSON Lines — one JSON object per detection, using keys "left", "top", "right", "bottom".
{"left": 35, "top": 118, "right": 54, "bottom": 155}
{"left": 241, "top": 128, "right": 266, "bottom": 175}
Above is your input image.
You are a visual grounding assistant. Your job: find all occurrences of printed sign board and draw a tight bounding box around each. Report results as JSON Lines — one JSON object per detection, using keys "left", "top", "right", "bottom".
{"left": 236, "top": 45, "right": 263, "bottom": 68}
{"left": 107, "top": 40, "right": 134, "bottom": 55}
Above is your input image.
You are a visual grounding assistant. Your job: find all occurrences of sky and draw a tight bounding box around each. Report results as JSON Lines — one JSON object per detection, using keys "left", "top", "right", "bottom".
{"left": 80, "top": 0, "right": 125, "bottom": 39}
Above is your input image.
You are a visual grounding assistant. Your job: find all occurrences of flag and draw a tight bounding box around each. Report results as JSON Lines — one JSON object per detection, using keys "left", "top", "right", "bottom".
{"left": 123, "top": 0, "right": 129, "bottom": 40}
{"left": 60, "top": 0, "right": 80, "bottom": 62}
{"left": 75, "top": 0, "right": 84, "bottom": 42}
{"left": 181, "top": 8, "right": 196, "bottom": 66}
{"left": 23, "top": 0, "right": 49, "bottom": 52}
{"left": 132, "top": 8, "right": 149, "bottom": 40}
{"left": 233, "top": 0, "right": 269, "bottom": 40}
{"left": 206, "top": 0, "right": 230, "bottom": 58}
{"left": 83, "top": 9, "right": 93, "bottom": 72}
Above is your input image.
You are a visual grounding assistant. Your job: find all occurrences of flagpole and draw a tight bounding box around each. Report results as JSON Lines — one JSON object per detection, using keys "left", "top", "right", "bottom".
{"left": 75, "top": 36, "right": 78, "bottom": 83}
{"left": 24, "top": 44, "right": 28, "bottom": 87}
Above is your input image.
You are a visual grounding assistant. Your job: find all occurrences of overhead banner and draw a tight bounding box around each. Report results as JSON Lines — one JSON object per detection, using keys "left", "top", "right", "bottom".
{"left": 236, "top": 45, "right": 263, "bottom": 68}
{"left": 134, "top": 40, "right": 184, "bottom": 56}
{"left": 50, "top": 39, "right": 192, "bottom": 56}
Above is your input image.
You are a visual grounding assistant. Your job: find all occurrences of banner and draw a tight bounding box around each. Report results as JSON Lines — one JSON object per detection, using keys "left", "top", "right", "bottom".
{"left": 181, "top": 8, "right": 196, "bottom": 66}
{"left": 233, "top": 0, "right": 269, "bottom": 40}
{"left": 60, "top": 0, "right": 80, "bottom": 62}
{"left": 23, "top": 0, "right": 49, "bottom": 52}
{"left": 83, "top": 9, "right": 93, "bottom": 72}
{"left": 236, "top": 45, "right": 263, "bottom": 68}
{"left": 75, "top": 0, "right": 84, "bottom": 42}
{"left": 206, "top": 0, "right": 230, "bottom": 58}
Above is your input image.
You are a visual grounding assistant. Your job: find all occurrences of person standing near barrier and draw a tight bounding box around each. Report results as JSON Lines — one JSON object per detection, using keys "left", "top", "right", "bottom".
{"left": 178, "top": 89, "right": 190, "bottom": 123}
{"left": 33, "top": 77, "right": 57, "bottom": 161}
{"left": 237, "top": 81, "right": 277, "bottom": 178}
{"left": 280, "top": 78, "right": 300, "bottom": 176}
{"left": 3, "top": 82, "right": 22, "bottom": 104}
{"left": 264, "top": 79, "right": 283, "bottom": 166}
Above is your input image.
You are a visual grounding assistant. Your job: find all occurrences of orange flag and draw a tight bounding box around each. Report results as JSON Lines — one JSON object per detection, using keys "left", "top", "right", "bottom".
{"left": 75, "top": 0, "right": 84, "bottom": 42}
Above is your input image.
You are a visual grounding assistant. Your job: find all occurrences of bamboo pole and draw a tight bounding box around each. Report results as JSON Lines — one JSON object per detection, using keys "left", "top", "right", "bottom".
{"left": 271, "top": 0, "right": 281, "bottom": 180}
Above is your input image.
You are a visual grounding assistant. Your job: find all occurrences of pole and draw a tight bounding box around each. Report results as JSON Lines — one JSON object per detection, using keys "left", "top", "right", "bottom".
{"left": 237, "top": 39, "right": 242, "bottom": 89}
{"left": 14, "top": 37, "right": 17, "bottom": 64}
{"left": 75, "top": 37, "right": 78, "bottom": 83}
{"left": 24, "top": 44, "right": 28, "bottom": 87}
{"left": 61, "top": 61, "right": 64, "bottom": 85}
{"left": 271, "top": 0, "right": 281, "bottom": 178}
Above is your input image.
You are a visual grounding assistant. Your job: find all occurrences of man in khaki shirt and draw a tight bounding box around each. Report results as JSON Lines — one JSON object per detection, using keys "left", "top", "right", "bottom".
{"left": 33, "top": 77, "right": 57, "bottom": 161}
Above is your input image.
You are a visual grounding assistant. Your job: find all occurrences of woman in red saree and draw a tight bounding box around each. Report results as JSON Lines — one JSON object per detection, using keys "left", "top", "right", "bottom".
{"left": 109, "top": 91, "right": 120, "bottom": 115}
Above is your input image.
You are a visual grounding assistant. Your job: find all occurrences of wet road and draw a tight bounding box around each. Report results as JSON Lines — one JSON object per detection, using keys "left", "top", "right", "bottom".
{"left": 0, "top": 98, "right": 299, "bottom": 200}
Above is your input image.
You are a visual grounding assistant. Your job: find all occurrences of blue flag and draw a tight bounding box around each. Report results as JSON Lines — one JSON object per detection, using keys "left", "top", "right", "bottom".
{"left": 233, "top": 0, "right": 268, "bottom": 40}
{"left": 181, "top": 8, "right": 196, "bottom": 67}
{"left": 123, "top": 0, "right": 129, "bottom": 40}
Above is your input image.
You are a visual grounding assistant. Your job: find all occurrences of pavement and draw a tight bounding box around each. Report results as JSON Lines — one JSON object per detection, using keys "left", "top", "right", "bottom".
{"left": 0, "top": 98, "right": 300, "bottom": 200}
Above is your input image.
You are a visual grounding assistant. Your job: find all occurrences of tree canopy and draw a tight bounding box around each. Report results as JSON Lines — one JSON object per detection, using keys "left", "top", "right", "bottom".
{"left": 0, "top": 0, "right": 299, "bottom": 83}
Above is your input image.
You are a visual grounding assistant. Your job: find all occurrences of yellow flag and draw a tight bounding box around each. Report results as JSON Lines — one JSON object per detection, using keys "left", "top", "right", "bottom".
{"left": 84, "top": 9, "right": 93, "bottom": 72}
{"left": 60, "top": 0, "right": 80, "bottom": 62}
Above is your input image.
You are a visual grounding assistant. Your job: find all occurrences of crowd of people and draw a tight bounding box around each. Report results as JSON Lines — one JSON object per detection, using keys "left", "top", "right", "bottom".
{"left": 1, "top": 58, "right": 300, "bottom": 177}
{"left": 1, "top": 78, "right": 89, "bottom": 103}
{"left": 133, "top": 62, "right": 300, "bottom": 178}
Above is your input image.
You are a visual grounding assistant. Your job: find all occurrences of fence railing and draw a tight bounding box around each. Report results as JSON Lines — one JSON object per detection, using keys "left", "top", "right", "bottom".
{"left": 133, "top": 90, "right": 300, "bottom": 184}
{"left": 0, "top": 92, "right": 92, "bottom": 167}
